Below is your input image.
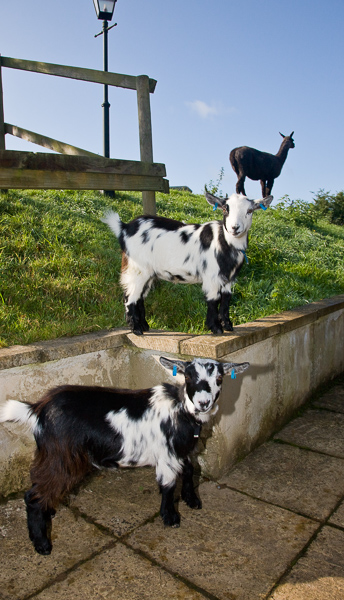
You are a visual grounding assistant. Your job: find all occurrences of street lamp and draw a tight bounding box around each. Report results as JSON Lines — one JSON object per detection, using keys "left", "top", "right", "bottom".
{"left": 93, "top": 0, "right": 117, "bottom": 160}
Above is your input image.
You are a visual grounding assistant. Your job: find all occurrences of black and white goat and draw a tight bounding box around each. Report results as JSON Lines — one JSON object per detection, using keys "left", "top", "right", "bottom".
{"left": 0, "top": 356, "right": 249, "bottom": 555}
{"left": 103, "top": 191, "right": 272, "bottom": 336}
{"left": 230, "top": 132, "right": 295, "bottom": 197}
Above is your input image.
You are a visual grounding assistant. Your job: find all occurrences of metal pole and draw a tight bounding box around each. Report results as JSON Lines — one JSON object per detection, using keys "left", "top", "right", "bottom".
{"left": 102, "top": 20, "right": 110, "bottom": 158}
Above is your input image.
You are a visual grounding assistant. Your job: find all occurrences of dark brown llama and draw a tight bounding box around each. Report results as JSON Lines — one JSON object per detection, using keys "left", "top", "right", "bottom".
{"left": 230, "top": 132, "right": 295, "bottom": 197}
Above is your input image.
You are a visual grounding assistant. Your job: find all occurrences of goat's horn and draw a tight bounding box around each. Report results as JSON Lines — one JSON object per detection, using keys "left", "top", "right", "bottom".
{"left": 290, "top": 131, "right": 294, "bottom": 137}
{"left": 279, "top": 132, "right": 285, "bottom": 138}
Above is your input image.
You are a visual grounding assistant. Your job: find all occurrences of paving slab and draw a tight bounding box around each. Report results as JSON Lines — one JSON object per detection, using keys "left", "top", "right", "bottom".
{"left": 328, "top": 500, "right": 344, "bottom": 528}
{"left": 274, "top": 409, "right": 344, "bottom": 458}
{"left": 69, "top": 467, "right": 161, "bottom": 536}
{"left": 32, "top": 543, "right": 206, "bottom": 600}
{"left": 126, "top": 481, "right": 318, "bottom": 600}
{"left": 268, "top": 526, "right": 344, "bottom": 600}
{"left": 312, "top": 384, "right": 344, "bottom": 414}
{"left": 0, "top": 498, "right": 113, "bottom": 600}
{"left": 218, "top": 441, "right": 344, "bottom": 521}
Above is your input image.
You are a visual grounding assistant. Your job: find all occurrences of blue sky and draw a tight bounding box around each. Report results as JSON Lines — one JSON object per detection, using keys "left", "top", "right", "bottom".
{"left": 1, "top": 0, "right": 344, "bottom": 202}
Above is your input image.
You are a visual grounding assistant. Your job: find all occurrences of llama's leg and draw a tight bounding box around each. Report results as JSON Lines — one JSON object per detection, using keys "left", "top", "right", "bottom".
{"left": 236, "top": 175, "right": 246, "bottom": 195}
{"left": 24, "top": 488, "right": 54, "bottom": 555}
{"left": 159, "top": 483, "right": 180, "bottom": 527}
{"left": 181, "top": 460, "right": 202, "bottom": 509}
{"left": 219, "top": 290, "right": 233, "bottom": 331}
{"left": 266, "top": 179, "right": 274, "bottom": 196}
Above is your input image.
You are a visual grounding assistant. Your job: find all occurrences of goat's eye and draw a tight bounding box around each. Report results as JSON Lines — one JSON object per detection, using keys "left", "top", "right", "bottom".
{"left": 185, "top": 375, "right": 191, "bottom": 383}
{"left": 247, "top": 208, "right": 254, "bottom": 215}
{"left": 216, "top": 376, "right": 223, "bottom": 385}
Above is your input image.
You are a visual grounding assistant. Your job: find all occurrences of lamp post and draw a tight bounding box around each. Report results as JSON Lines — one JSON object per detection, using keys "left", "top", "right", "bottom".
{"left": 93, "top": 0, "right": 117, "bottom": 160}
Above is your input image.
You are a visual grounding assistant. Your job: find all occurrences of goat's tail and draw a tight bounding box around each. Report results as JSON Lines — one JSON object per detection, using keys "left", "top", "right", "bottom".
{"left": 102, "top": 210, "right": 123, "bottom": 240}
{"left": 0, "top": 399, "right": 39, "bottom": 435}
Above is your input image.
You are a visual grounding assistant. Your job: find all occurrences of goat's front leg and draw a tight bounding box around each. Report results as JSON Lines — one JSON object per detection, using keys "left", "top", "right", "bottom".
{"left": 205, "top": 298, "right": 223, "bottom": 335}
{"left": 181, "top": 460, "right": 202, "bottom": 509}
{"left": 25, "top": 488, "right": 55, "bottom": 555}
{"left": 219, "top": 290, "right": 233, "bottom": 332}
{"left": 159, "top": 482, "right": 180, "bottom": 527}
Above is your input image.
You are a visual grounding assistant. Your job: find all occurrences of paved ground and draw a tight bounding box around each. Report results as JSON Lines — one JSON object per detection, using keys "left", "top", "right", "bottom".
{"left": 1, "top": 377, "right": 344, "bottom": 600}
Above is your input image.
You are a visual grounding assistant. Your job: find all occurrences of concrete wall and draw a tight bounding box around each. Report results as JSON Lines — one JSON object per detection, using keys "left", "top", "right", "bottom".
{"left": 1, "top": 295, "right": 343, "bottom": 496}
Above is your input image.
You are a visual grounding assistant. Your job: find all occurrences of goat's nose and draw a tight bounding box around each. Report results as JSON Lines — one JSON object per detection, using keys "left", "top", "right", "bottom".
{"left": 199, "top": 400, "right": 210, "bottom": 410}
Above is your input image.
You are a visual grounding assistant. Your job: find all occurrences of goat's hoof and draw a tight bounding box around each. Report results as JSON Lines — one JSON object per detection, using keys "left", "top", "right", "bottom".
{"left": 223, "top": 322, "right": 233, "bottom": 332}
{"left": 182, "top": 493, "right": 202, "bottom": 510}
{"left": 162, "top": 512, "right": 180, "bottom": 527}
{"left": 210, "top": 326, "right": 223, "bottom": 335}
{"left": 132, "top": 328, "right": 144, "bottom": 336}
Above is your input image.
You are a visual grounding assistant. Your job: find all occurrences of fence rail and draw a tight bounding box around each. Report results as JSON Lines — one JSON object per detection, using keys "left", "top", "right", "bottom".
{"left": 0, "top": 55, "right": 167, "bottom": 212}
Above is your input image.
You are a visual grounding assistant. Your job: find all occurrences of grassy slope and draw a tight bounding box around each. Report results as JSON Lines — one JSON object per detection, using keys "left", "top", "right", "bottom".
{"left": 0, "top": 189, "right": 343, "bottom": 348}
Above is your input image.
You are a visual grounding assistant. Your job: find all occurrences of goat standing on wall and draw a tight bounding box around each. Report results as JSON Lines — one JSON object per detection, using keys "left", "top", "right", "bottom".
{"left": 0, "top": 356, "right": 250, "bottom": 555}
{"left": 230, "top": 132, "right": 295, "bottom": 197}
{"left": 103, "top": 191, "right": 273, "bottom": 336}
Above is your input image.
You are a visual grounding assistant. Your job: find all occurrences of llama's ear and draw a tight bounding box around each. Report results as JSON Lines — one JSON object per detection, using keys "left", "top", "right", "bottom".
{"left": 290, "top": 131, "right": 294, "bottom": 138}
{"left": 279, "top": 132, "right": 285, "bottom": 138}
{"left": 252, "top": 195, "right": 273, "bottom": 211}
{"left": 204, "top": 187, "right": 227, "bottom": 210}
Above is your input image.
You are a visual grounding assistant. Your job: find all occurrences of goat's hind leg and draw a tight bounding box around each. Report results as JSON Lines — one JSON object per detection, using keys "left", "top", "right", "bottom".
{"left": 25, "top": 487, "right": 54, "bottom": 555}
{"left": 181, "top": 459, "right": 201, "bottom": 509}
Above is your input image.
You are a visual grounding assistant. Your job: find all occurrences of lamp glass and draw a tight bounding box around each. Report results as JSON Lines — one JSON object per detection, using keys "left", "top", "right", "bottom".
{"left": 93, "top": 0, "right": 116, "bottom": 20}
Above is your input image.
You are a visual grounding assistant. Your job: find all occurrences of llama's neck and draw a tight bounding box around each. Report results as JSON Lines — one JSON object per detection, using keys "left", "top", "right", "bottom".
{"left": 276, "top": 141, "right": 291, "bottom": 165}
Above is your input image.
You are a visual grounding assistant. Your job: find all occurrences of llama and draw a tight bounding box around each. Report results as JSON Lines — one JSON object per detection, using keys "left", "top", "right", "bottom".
{"left": 0, "top": 356, "right": 250, "bottom": 554}
{"left": 230, "top": 132, "right": 295, "bottom": 197}
{"left": 103, "top": 190, "right": 273, "bottom": 336}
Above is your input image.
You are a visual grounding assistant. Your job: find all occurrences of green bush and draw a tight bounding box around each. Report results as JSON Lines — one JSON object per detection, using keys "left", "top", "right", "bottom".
{"left": 312, "top": 189, "right": 344, "bottom": 225}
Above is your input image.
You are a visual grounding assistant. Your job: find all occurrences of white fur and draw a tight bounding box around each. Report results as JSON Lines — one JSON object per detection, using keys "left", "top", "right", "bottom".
{"left": 0, "top": 399, "right": 40, "bottom": 434}
{"left": 106, "top": 385, "right": 183, "bottom": 487}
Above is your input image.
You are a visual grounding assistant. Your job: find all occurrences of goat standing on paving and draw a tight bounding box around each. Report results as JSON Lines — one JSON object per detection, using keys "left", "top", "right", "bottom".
{"left": 0, "top": 356, "right": 250, "bottom": 555}
{"left": 103, "top": 190, "right": 273, "bottom": 336}
{"left": 230, "top": 132, "right": 295, "bottom": 197}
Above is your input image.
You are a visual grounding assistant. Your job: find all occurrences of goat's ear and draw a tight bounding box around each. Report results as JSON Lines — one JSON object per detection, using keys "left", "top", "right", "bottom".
{"left": 222, "top": 362, "right": 250, "bottom": 375}
{"left": 252, "top": 195, "right": 273, "bottom": 211}
{"left": 159, "top": 357, "right": 188, "bottom": 374}
{"left": 204, "top": 188, "right": 227, "bottom": 210}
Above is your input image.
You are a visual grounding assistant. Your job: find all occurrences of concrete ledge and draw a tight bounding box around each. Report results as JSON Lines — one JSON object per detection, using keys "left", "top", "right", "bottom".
{"left": 1, "top": 294, "right": 344, "bottom": 496}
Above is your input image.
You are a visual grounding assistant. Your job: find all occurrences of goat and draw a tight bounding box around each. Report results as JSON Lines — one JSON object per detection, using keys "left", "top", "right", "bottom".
{"left": 0, "top": 356, "right": 250, "bottom": 555}
{"left": 230, "top": 132, "right": 295, "bottom": 197}
{"left": 102, "top": 191, "right": 273, "bottom": 336}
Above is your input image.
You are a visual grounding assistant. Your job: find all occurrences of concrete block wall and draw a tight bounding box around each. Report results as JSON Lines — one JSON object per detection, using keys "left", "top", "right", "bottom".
{"left": 1, "top": 295, "right": 343, "bottom": 496}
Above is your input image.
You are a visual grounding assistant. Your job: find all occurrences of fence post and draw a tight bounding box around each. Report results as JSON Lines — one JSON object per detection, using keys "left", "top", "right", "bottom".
{"left": 136, "top": 74, "right": 156, "bottom": 215}
{"left": 0, "top": 56, "right": 6, "bottom": 150}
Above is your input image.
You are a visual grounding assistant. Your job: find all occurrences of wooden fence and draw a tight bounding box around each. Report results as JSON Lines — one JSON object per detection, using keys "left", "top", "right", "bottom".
{"left": 0, "top": 55, "right": 169, "bottom": 213}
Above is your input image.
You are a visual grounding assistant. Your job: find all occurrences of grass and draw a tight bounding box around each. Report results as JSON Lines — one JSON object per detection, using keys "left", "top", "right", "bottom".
{"left": 0, "top": 188, "right": 343, "bottom": 348}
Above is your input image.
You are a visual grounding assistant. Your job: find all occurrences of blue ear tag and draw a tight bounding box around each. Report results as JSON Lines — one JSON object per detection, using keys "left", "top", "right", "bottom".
{"left": 213, "top": 202, "right": 218, "bottom": 211}
{"left": 231, "top": 369, "right": 237, "bottom": 379}
{"left": 173, "top": 365, "right": 177, "bottom": 376}
{"left": 260, "top": 203, "right": 267, "bottom": 211}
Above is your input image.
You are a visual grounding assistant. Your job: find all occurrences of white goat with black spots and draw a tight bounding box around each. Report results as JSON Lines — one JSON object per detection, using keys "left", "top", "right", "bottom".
{"left": 103, "top": 191, "right": 273, "bottom": 335}
{"left": 0, "top": 356, "right": 250, "bottom": 555}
